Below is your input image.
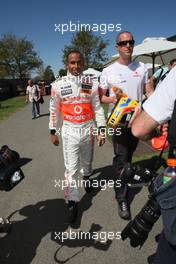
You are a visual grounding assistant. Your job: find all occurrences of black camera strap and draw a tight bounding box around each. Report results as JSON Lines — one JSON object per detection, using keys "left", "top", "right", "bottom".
{"left": 168, "top": 100, "right": 176, "bottom": 158}
{"left": 152, "top": 101, "right": 176, "bottom": 172}
{"left": 155, "top": 67, "right": 164, "bottom": 87}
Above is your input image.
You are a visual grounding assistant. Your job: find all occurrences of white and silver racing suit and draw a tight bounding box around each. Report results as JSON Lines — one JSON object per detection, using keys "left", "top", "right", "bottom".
{"left": 49, "top": 74, "right": 106, "bottom": 201}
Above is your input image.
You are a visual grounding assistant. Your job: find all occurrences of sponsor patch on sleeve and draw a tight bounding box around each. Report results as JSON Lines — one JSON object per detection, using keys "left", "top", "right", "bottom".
{"left": 81, "top": 82, "right": 92, "bottom": 94}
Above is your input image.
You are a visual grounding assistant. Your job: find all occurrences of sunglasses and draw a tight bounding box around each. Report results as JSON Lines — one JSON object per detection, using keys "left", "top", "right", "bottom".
{"left": 117, "top": 40, "right": 135, "bottom": 47}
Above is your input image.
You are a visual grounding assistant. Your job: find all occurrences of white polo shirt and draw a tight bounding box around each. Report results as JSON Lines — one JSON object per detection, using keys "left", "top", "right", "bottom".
{"left": 143, "top": 67, "right": 176, "bottom": 124}
{"left": 99, "top": 61, "right": 148, "bottom": 116}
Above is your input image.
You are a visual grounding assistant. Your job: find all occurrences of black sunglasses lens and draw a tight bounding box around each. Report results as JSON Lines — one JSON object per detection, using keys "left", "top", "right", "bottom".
{"left": 118, "top": 40, "right": 135, "bottom": 46}
{"left": 130, "top": 40, "right": 135, "bottom": 45}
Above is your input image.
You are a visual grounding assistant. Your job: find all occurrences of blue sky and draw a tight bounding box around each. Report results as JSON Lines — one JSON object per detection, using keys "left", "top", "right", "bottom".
{"left": 0, "top": 0, "right": 176, "bottom": 76}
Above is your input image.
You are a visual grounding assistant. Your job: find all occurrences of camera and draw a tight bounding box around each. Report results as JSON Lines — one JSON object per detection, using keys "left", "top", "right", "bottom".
{"left": 0, "top": 145, "right": 24, "bottom": 191}
{"left": 119, "top": 163, "right": 155, "bottom": 187}
{"left": 121, "top": 194, "right": 160, "bottom": 247}
{"left": 120, "top": 164, "right": 161, "bottom": 247}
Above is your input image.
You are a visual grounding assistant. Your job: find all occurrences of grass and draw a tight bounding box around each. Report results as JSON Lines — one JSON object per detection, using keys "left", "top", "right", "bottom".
{"left": 132, "top": 151, "right": 168, "bottom": 174}
{"left": 133, "top": 151, "right": 167, "bottom": 162}
{"left": 0, "top": 96, "right": 26, "bottom": 122}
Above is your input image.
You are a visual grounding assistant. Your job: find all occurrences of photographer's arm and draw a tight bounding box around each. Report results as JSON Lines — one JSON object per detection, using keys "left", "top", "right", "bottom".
{"left": 131, "top": 110, "right": 159, "bottom": 141}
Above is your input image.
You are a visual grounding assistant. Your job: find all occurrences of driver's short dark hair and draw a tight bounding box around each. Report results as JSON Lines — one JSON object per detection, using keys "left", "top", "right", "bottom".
{"left": 66, "top": 50, "right": 84, "bottom": 62}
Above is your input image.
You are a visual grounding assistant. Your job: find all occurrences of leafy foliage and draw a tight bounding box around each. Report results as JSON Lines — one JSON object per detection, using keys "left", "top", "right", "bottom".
{"left": 0, "top": 33, "right": 42, "bottom": 79}
{"left": 42, "top": 65, "right": 55, "bottom": 82}
{"left": 63, "top": 29, "right": 109, "bottom": 70}
{"left": 58, "top": 68, "right": 67, "bottom": 77}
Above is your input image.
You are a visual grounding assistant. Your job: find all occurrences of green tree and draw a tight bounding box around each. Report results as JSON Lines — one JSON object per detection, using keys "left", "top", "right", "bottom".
{"left": 62, "top": 29, "right": 109, "bottom": 69}
{"left": 42, "top": 65, "right": 55, "bottom": 82}
{"left": 58, "top": 68, "right": 67, "bottom": 77}
{"left": 0, "top": 66, "right": 8, "bottom": 78}
{"left": 36, "top": 63, "right": 45, "bottom": 79}
{"left": 0, "top": 33, "right": 42, "bottom": 79}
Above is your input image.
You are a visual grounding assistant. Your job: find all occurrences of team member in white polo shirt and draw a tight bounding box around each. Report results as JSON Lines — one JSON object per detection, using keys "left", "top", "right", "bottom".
{"left": 99, "top": 31, "right": 153, "bottom": 220}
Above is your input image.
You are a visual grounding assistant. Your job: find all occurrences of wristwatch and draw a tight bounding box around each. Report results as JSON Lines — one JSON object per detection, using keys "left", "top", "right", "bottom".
{"left": 50, "top": 129, "right": 56, "bottom": 135}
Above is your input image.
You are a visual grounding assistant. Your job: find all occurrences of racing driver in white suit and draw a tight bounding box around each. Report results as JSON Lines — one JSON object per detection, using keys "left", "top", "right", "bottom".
{"left": 49, "top": 50, "right": 106, "bottom": 223}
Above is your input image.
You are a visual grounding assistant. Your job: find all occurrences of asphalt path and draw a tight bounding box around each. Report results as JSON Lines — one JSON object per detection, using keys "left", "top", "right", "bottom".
{"left": 0, "top": 96, "right": 162, "bottom": 264}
